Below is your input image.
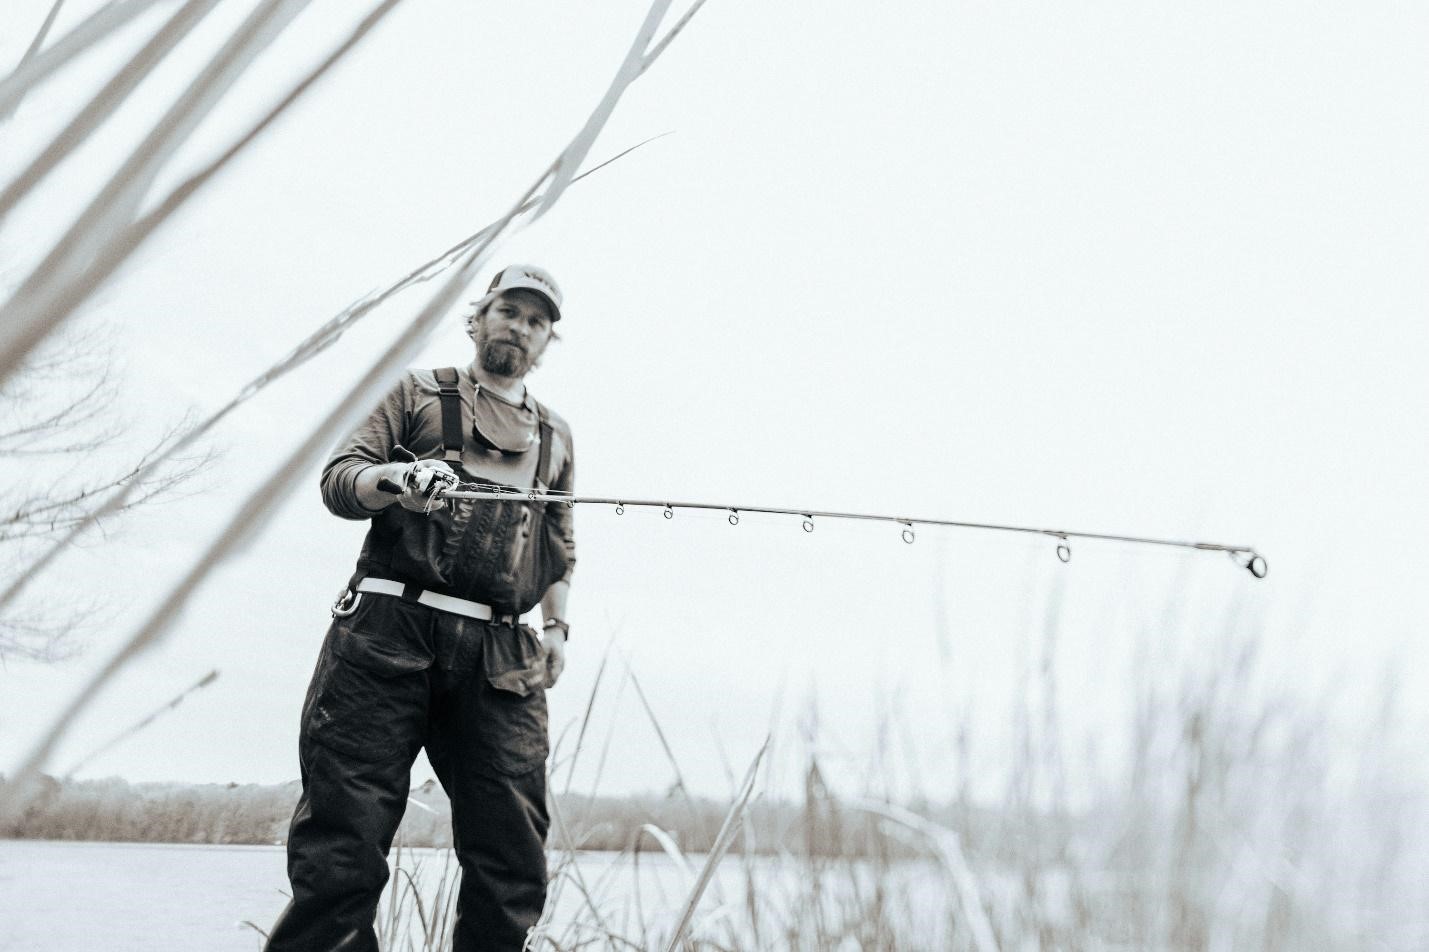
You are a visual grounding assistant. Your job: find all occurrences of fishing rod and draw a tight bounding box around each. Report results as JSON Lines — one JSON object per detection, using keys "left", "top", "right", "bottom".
{"left": 432, "top": 483, "right": 1269, "bottom": 578}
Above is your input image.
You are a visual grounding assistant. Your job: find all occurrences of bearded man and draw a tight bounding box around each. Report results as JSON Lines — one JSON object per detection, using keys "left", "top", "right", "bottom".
{"left": 265, "top": 265, "right": 575, "bottom": 952}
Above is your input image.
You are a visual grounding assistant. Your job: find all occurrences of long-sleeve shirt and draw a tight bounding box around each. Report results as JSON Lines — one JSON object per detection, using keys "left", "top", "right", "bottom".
{"left": 321, "top": 366, "right": 575, "bottom": 610}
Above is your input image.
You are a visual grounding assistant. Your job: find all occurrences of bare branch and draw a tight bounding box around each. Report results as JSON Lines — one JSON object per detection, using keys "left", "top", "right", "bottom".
{"left": 0, "top": 601, "right": 84, "bottom": 663}
{"left": 0, "top": 387, "right": 210, "bottom": 661}
{"left": 0, "top": 369, "right": 114, "bottom": 449}
{"left": 1, "top": 427, "right": 208, "bottom": 530}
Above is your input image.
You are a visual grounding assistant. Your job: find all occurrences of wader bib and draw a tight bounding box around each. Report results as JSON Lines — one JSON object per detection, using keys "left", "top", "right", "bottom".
{"left": 350, "top": 367, "right": 570, "bottom": 614}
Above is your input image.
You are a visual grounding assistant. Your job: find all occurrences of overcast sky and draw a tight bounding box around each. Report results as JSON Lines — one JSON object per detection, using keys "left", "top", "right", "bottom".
{"left": 1, "top": 0, "right": 1425, "bottom": 802}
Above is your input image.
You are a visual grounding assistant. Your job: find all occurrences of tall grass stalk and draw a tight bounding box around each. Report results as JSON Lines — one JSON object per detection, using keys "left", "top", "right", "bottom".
{"left": 2, "top": 0, "right": 68, "bottom": 120}
{"left": 0, "top": 0, "right": 222, "bottom": 225}
{"left": 844, "top": 797, "right": 997, "bottom": 952}
{"left": 0, "top": 0, "right": 173, "bottom": 121}
{"left": 0, "top": 0, "right": 315, "bottom": 384}
{"left": 625, "top": 661, "right": 710, "bottom": 846}
{"left": 662, "top": 737, "right": 767, "bottom": 952}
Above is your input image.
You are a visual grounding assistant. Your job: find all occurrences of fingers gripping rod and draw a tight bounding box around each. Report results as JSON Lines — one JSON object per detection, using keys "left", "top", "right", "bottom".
{"left": 436, "top": 486, "right": 1269, "bottom": 578}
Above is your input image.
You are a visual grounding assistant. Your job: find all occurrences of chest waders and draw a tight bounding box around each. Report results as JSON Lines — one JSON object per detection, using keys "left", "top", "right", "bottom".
{"left": 351, "top": 367, "right": 570, "bottom": 614}
{"left": 268, "top": 368, "right": 561, "bottom": 952}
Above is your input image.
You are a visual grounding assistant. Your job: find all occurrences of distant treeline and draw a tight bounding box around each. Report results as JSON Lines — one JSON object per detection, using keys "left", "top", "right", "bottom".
{"left": 6, "top": 775, "right": 300, "bottom": 846}
{"left": 2, "top": 774, "right": 1038, "bottom": 860}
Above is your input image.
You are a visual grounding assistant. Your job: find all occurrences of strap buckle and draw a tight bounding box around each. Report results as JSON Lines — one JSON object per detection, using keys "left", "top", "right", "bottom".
{"left": 331, "top": 588, "right": 362, "bottom": 618}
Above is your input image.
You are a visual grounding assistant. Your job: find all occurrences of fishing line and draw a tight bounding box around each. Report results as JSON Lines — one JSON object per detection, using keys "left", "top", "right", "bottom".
{"left": 437, "top": 483, "right": 1269, "bottom": 578}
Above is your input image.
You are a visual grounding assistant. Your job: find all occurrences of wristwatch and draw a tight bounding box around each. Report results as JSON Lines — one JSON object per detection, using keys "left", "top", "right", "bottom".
{"left": 542, "top": 618, "right": 570, "bottom": 640}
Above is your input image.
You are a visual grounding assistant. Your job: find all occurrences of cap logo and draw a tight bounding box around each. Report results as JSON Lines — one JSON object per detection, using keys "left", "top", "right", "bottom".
{"left": 485, "top": 264, "right": 563, "bottom": 317}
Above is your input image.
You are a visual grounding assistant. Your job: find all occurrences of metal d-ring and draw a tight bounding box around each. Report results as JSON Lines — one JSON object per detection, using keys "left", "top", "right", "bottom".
{"left": 1055, "top": 537, "right": 1072, "bottom": 563}
{"left": 664, "top": 505, "right": 674, "bottom": 520}
{"left": 901, "top": 524, "right": 915, "bottom": 544}
{"left": 802, "top": 515, "right": 814, "bottom": 533}
{"left": 728, "top": 509, "right": 740, "bottom": 526}
{"left": 331, "top": 589, "right": 362, "bottom": 618}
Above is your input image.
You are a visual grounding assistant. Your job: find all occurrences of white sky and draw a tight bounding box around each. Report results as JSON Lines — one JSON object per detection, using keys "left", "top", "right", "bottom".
{"left": 1, "top": 0, "right": 1426, "bottom": 803}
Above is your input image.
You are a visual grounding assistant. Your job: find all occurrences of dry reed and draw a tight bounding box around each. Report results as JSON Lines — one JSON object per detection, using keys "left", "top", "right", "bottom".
{"left": 361, "top": 602, "right": 1420, "bottom": 952}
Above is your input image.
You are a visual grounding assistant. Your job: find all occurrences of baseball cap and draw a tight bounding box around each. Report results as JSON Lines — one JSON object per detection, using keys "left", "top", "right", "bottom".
{"left": 486, "top": 264, "right": 563, "bottom": 321}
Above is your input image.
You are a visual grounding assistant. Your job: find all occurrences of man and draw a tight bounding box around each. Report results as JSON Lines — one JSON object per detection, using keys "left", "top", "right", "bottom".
{"left": 265, "top": 264, "right": 575, "bottom": 952}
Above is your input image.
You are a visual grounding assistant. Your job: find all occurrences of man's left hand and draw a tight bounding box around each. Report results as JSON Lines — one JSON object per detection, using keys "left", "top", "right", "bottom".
{"left": 540, "top": 629, "right": 566, "bottom": 688}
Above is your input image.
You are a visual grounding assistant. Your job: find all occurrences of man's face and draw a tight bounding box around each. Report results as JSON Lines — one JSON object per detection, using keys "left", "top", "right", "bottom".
{"left": 472, "top": 289, "right": 555, "bottom": 378}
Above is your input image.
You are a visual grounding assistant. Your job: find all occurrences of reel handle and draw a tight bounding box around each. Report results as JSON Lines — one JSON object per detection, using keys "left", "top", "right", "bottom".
{"left": 377, "top": 444, "right": 421, "bottom": 494}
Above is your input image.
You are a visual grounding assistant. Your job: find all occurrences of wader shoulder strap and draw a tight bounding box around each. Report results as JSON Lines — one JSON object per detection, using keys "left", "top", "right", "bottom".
{"left": 434, "top": 367, "right": 463, "bottom": 463}
{"left": 534, "top": 402, "right": 554, "bottom": 491}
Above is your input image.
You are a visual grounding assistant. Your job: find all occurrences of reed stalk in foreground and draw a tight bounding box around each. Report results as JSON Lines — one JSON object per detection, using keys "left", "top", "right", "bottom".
{"left": 0, "top": 0, "right": 173, "bottom": 123}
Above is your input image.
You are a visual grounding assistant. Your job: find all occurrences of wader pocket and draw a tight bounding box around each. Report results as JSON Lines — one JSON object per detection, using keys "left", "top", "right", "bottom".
{"left": 305, "top": 602, "right": 433, "bottom": 763}
{"left": 478, "top": 625, "right": 550, "bottom": 776}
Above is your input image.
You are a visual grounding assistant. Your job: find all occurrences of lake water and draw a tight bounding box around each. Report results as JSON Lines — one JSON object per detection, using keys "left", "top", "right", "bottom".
{"left": 0, "top": 841, "right": 297, "bottom": 952}
{"left": 1, "top": 840, "right": 946, "bottom": 951}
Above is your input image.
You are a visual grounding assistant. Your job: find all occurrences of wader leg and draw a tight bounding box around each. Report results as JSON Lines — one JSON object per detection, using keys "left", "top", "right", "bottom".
{"left": 427, "top": 624, "right": 551, "bottom": 952}
{"left": 429, "top": 753, "right": 549, "bottom": 952}
{"left": 266, "top": 610, "right": 432, "bottom": 952}
{"left": 265, "top": 743, "right": 414, "bottom": 952}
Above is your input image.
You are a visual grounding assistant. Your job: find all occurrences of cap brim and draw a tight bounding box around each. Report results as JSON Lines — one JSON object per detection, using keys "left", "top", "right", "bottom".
{"left": 499, "top": 284, "right": 561, "bottom": 321}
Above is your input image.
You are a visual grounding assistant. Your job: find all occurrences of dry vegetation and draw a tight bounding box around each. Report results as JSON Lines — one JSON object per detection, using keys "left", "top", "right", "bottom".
{"left": 18, "top": 606, "right": 1416, "bottom": 951}
{"left": 445, "top": 628, "right": 1426, "bottom": 950}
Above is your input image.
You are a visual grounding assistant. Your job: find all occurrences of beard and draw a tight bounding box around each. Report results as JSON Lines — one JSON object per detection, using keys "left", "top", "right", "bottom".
{"left": 476, "top": 324, "right": 535, "bottom": 378}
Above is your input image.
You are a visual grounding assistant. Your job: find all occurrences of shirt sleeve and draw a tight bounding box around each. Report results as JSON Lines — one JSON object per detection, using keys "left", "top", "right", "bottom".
{"left": 320, "top": 374, "right": 409, "bottom": 520}
{"left": 550, "top": 431, "right": 576, "bottom": 582}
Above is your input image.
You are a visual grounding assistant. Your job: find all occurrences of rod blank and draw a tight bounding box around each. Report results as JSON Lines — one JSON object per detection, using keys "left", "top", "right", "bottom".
{"left": 438, "top": 488, "right": 1269, "bottom": 577}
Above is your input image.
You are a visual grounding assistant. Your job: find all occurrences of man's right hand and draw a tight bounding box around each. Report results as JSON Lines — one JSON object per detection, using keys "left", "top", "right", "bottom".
{"left": 395, "top": 459, "right": 458, "bottom": 512}
{"left": 355, "top": 458, "right": 458, "bottom": 513}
